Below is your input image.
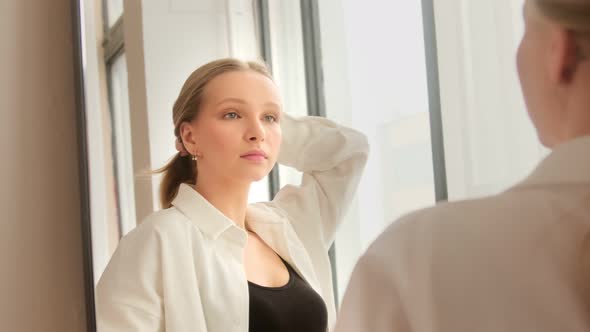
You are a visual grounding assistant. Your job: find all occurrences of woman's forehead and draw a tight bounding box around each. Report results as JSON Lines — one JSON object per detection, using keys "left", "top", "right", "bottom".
{"left": 202, "top": 71, "right": 282, "bottom": 106}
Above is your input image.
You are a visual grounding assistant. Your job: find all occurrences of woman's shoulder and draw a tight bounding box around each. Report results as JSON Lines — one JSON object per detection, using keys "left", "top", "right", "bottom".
{"left": 121, "top": 207, "right": 193, "bottom": 245}
{"left": 144, "top": 206, "right": 189, "bottom": 225}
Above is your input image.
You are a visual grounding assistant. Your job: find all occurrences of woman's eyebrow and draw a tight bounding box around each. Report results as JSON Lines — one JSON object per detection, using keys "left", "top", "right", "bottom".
{"left": 216, "top": 97, "right": 247, "bottom": 106}
{"left": 217, "top": 98, "right": 280, "bottom": 110}
{"left": 263, "top": 102, "right": 281, "bottom": 110}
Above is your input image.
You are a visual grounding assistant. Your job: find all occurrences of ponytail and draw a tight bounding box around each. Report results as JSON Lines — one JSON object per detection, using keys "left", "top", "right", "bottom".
{"left": 154, "top": 154, "right": 196, "bottom": 208}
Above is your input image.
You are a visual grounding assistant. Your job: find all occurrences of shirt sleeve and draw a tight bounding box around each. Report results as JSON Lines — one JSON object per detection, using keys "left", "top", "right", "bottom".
{"left": 95, "top": 223, "right": 165, "bottom": 332}
{"left": 270, "top": 113, "right": 369, "bottom": 249}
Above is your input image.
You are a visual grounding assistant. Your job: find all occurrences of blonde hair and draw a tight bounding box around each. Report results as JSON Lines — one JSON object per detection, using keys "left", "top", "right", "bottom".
{"left": 534, "top": 0, "right": 590, "bottom": 32}
{"left": 534, "top": 0, "right": 590, "bottom": 59}
{"left": 155, "top": 58, "right": 273, "bottom": 208}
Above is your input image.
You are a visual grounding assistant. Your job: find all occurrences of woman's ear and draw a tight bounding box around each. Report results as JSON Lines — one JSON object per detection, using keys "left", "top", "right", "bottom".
{"left": 179, "top": 122, "right": 198, "bottom": 154}
{"left": 551, "top": 28, "right": 582, "bottom": 84}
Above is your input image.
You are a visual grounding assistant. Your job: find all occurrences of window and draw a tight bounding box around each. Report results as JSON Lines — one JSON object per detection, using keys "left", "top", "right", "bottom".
{"left": 317, "top": 0, "right": 547, "bottom": 303}
{"left": 101, "top": 4, "right": 133, "bottom": 234}
{"left": 105, "top": 0, "right": 123, "bottom": 28}
{"left": 317, "top": 1, "right": 436, "bottom": 301}
{"left": 81, "top": 0, "right": 130, "bottom": 282}
{"left": 267, "top": 0, "right": 308, "bottom": 189}
{"left": 433, "top": 0, "right": 547, "bottom": 200}
{"left": 107, "top": 54, "right": 135, "bottom": 236}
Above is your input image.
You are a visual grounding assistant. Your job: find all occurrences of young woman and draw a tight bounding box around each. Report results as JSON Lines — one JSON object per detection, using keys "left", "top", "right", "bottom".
{"left": 96, "top": 58, "right": 369, "bottom": 331}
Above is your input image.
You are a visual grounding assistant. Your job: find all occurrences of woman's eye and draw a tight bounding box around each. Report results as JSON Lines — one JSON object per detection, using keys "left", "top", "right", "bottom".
{"left": 224, "top": 112, "right": 240, "bottom": 119}
{"left": 264, "top": 114, "right": 277, "bottom": 123}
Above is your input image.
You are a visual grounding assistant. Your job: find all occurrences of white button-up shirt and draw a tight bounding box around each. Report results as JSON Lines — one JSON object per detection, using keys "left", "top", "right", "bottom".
{"left": 335, "top": 135, "right": 590, "bottom": 332}
{"left": 96, "top": 114, "right": 369, "bottom": 331}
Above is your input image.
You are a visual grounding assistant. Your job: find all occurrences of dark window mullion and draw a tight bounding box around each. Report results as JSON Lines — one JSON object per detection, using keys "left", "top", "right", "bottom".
{"left": 102, "top": 3, "right": 126, "bottom": 236}
{"left": 300, "top": 0, "right": 326, "bottom": 118}
{"left": 103, "top": 16, "right": 125, "bottom": 65}
{"left": 421, "top": 0, "right": 448, "bottom": 202}
{"left": 254, "top": 0, "right": 281, "bottom": 199}
{"left": 300, "top": 0, "right": 339, "bottom": 307}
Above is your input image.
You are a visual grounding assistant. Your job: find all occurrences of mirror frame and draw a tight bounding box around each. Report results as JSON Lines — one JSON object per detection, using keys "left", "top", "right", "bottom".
{"left": 71, "top": 0, "right": 97, "bottom": 330}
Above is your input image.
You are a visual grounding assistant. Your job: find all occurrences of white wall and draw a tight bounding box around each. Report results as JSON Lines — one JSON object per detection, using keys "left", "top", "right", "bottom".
{"left": 0, "top": 0, "right": 87, "bottom": 330}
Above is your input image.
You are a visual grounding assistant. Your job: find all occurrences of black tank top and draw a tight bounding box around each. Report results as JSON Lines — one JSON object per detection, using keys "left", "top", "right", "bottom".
{"left": 248, "top": 257, "right": 328, "bottom": 332}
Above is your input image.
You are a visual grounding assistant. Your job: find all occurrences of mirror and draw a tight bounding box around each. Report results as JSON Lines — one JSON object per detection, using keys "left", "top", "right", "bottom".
{"left": 73, "top": 0, "right": 540, "bottom": 330}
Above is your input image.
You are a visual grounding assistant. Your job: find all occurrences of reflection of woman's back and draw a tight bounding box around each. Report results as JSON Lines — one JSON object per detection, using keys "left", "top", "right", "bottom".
{"left": 95, "top": 58, "right": 369, "bottom": 331}
{"left": 334, "top": 1, "right": 590, "bottom": 331}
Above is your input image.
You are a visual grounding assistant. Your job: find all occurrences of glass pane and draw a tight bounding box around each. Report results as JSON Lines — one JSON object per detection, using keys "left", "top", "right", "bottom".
{"left": 317, "top": 1, "right": 436, "bottom": 302}
{"left": 435, "top": 0, "right": 546, "bottom": 200}
{"left": 108, "top": 54, "right": 137, "bottom": 237}
{"left": 248, "top": 177, "right": 271, "bottom": 203}
{"left": 267, "top": 0, "right": 307, "bottom": 191}
{"left": 106, "top": 0, "right": 123, "bottom": 28}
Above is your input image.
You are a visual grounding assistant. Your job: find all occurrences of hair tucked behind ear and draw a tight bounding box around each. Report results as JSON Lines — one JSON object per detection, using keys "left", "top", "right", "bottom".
{"left": 153, "top": 58, "right": 272, "bottom": 209}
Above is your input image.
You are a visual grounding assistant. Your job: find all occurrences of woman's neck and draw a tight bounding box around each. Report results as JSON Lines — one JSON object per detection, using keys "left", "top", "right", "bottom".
{"left": 193, "top": 177, "right": 250, "bottom": 229}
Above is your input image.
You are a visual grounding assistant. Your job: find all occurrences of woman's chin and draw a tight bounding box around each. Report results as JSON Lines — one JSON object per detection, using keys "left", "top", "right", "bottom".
{"left": 246, "top": 169, "right": 273, "bottom": 183}
{"left": 250, "top": 173, "right": 270, "bottom": 182}
{"left": 229, "top": 170, "right": 270, "bottom": 184}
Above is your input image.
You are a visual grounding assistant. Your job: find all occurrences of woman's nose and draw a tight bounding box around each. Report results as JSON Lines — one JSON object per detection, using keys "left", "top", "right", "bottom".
{"left": 246, "top": 119, "right": 265, "bottom": 142}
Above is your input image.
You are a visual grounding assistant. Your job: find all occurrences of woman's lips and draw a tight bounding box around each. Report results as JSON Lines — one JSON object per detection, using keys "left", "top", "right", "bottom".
{"left": 241, "top": 154, "right": 266, "bottom": 161}
{"left": 240, "top": 150, "right": 267, "bottom": 162}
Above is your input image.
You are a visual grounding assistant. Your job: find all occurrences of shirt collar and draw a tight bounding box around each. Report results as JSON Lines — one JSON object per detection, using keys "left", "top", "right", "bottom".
{"left": 171, "top": 184, "right": 286, "bottom": 242}
{"left": 172, "top": 183, "right": 239, "bottom": 240}
{"left": 171, "top": 184, "right": 321, "bottom": 291}
{"left": 517, "top": 135, "right": 590, "bottom": 188}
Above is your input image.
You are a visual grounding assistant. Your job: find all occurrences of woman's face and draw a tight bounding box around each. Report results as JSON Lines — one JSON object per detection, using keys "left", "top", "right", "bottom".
{"left": 183, "top": 70, "right": 283, "bottom": 185}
